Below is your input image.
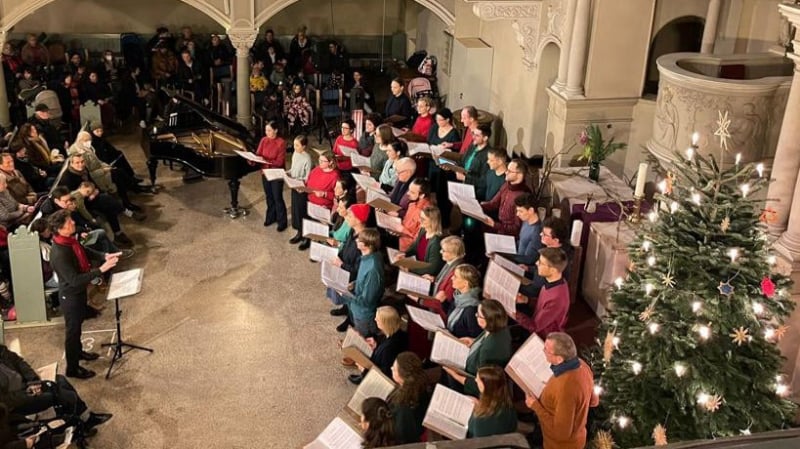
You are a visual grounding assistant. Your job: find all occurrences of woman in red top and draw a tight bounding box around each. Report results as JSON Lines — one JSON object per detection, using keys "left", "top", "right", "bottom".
{"left": 410, "top": 96, "right": 434, "bottom": 139}
{"left": 255, "top": 121, "right": 287, "bottom": 230}
{"left": 332, "top": 119, "right": 358, "bottom": 172}
{"left": 299, "top": 150, "right": 339, "bottom": 250}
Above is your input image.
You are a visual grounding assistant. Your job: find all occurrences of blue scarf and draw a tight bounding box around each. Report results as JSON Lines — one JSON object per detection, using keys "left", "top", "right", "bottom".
{"left": 551, "top": 358, "right": 580, "bottom": 377}
{"left": 447, "top": 287, "right": 481, "bottom": 331}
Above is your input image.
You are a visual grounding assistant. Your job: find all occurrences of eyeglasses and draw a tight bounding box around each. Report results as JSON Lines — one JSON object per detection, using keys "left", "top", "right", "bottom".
{"left": 319, "top": 159, "right": 330, "bottom": 164}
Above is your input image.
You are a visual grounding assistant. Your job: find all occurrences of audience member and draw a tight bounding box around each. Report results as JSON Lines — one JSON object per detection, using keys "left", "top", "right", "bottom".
{"left": 20, "top": 34, "right": 49, "bottom": 68}
{"left": 28, "top": 104, "right": 67, "bottom": 157}
{"left": 48, "top": 210, "right": 119, "bottom": 379}
{"left": 207, "top": 34, "right": 233, "bottom": 80}
{"left": 525, "top": 332, "right": 599, "bottom": 449}
{"left": 256, "top": 121, "right": 287, "bottom": 231}
{"left": 288, "top": 27, "right": 312, "bottom": 75}
{"left": 283, "top": 80, "right": 313, "bottom": 133}
{"left": 0, "top": 174, "right": 34, "bottom": 229}
{"left": 468, "top": 365, "right": 518, "bottom": 437}
{"left": 9, "top": 143, "right": 49, "bottom": 192}
{"left": 17, "top": 122, "right": 63, "bottom": 176}
{"left": 0, "top": 152, "right": 37, "bottom": 205}
{"left": 176, "top": 49, "right": 207, "bottom": 102}
{"left": 79, "top": 71, "right": 115, "bottom": 128}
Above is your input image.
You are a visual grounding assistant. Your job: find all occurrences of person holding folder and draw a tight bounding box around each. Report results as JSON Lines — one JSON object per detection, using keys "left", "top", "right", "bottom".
{"left": 442, "top": 299, "right": 512, "bottom": 397}
{"left": 255, "top": 121, "right": 287, "bottom": 231}
{"left": 328, "top": 204, "right": 369, "bottom": 329}
{"left": 515, "top": 247, "right": 570, "bottom": 339}
{"left": 340, "top": 228, "right": 384, "bottom": 337}
{"left": 295, "top": 150, "right": 339, "bottom": 250}
{"left": 519, "top": 217, "right": 573, "bottom": 299}
{"left": 398, "top": 206, "right": 444, "bottom": 277}
{"left": 445, "top": 264, "right": 483, "bottom": 339}
{"left": 468, "top": 365, "right": 518, "bottom": 438}
{"left": 347, "top": 305, "right": 407, "bottom": 382}
{"left": 287, "top": 135, "right": 313, "bottom": 246}
{"left": 407, "top": 236, "right": 465, "bottom": 320}
{"left": 398, "top": 178, "right": 432, "bottom": 252}
{"left": 389, "top": 352, "right": 432, "bottom": 444}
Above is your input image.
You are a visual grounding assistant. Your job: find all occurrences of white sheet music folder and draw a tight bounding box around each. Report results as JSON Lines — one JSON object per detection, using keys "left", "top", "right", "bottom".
{"left": 107, "top": 268, "right": 144, "bottom": 300}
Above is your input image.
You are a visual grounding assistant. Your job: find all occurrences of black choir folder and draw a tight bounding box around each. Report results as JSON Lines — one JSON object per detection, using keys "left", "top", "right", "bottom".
{"left": 422, "top": 384, "right": 475, "bottom": 440}
{"left": 505, "top": 334, "right": 553, "bottom": 397}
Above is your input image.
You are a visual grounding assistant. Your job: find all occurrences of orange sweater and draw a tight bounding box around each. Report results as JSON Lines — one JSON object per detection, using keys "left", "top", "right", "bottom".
{"left": 530, "top": 360, "right": 598, "bottom": 449}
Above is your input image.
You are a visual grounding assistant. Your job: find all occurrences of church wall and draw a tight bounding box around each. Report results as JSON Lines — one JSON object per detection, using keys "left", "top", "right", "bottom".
{"left": 413, "top": 8, "right": 451, "bottom": 98}
{"left": 263, "top": 0, "right": 406, "bottom": 36}
{"left": 10, "top": 0, "right": 225, "bottom": 34}
{"left": 652, "top": 0, "right": 708, "bottom": 37}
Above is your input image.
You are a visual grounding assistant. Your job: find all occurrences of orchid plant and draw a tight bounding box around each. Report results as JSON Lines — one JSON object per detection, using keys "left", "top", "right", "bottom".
{"left": 578, "top": 124, "right": 627, "bottom": 164}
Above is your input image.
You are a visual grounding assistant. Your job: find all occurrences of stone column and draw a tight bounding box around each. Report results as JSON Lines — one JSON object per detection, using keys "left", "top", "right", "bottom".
{"left": 767, "top": 4, "right": 800, "bottom": 240}
{"left": 0, "top": 31, "right": 11, "bottom": 130}
{"left": 701, "top": 0, "right": 722, "bottom": 54}
{"left": 228, "top": 30, "right": 257, "bottom": 129}
{"left": 564, "top": 0, "right": 591, "bottom": 98}
{"left": 554, "top": 0, "right": 578, "bottom": 91}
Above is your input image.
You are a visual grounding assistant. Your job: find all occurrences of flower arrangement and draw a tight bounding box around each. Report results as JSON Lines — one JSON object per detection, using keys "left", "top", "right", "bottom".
{"left": 578, "top": 124, "right": 627, "bottom": 164}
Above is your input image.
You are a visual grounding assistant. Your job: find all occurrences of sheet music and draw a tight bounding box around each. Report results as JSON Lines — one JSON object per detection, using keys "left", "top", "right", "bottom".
{"left": 303, "top": 219, "right": 330, "bottom": 238}
{"left": 493, "top": 254, "right": 526, "bottom": 277}
{"left": 407, "top": 142, "right": 431, "bottom": 156}
{"left": 397, "top": 271, "right": 432, "bottom": 296}
{"left": 375, "top": 211, "right": 403, "bottom": 233}
{"left": 310, "top": 242, "right": 339, "bottom": 263}
{"left": 484, "top": 233, "right": 517, "bottom": 255}
{"left": 337, "top": 144, "right": 358, "bottom": 158}
{"left": 350, "top": 152, "right": 371, "bottom": 168}
{"left": 347, "top": 369, "right": 396, "bottom": 417}
{"left": 352, "top": 173, "right": 381, "bottom": 191}
{"left": 308, "top": 203, "right": 332, "bottom": 224}
{"left": 366, "top": 188, "right": 391, "bottom": 203}
{"left": 234, "top": 150, "right": 266, "bottom": 164}
{"left": 387, "top": 247, "right": 416, "bottom": 265}
{"left": 430, "top": 332, "right": 469, "bottom": 370}
{"left": 284, "top": 174, "right": 307, "bottom": 190}
{"left": 407, "top": 306, "right": 446, "bottom": 332}
{"left": 342, "top": 327, "right": 373, "bottom": 358}
{"left": 321, "top": 261, "right": 351, "bottom": 297}
{"left": 305, "top": 417, "right": 363, "bottom": 449}
{"left": 423, "top": 384, "right": 474, "bottom": 440}
{"left": 506, "top": 334, "right": 553, "bottom": 397}
{"left": 430, "top": 145, "right": 447, "bottom": 158}
{"left": 391, "top": 127, "right": 405, "bottom": 137}
{"left": 107, "top": 268, "right": 143, "bottom": 300}
{"left": 447, "top": 182, "right": 475, "bottom": 203}
{"left": 455, "top": 195, "right": 491, "bottom": 223}
{"left": 484, "top": 261, "right": 520, "bottom": 316}
{"left": 262, "top": 168, "right": 286, "bottom": 181}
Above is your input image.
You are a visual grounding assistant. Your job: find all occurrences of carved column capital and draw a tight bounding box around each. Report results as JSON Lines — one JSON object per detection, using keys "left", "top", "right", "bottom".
{"left": 227, "top": 29, "right": 258, "bottom": 58}
{"left": 469, "top": 1, "right": 541, "bottom": 21}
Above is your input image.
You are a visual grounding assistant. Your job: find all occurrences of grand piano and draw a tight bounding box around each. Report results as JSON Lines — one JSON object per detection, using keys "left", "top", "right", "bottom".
{"left": 143, "top": 94, "right": 261, "bottom": 218}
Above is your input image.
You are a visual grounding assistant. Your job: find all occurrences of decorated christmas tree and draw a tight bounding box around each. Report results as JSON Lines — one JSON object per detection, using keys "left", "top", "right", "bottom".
{"left": 592, "top": 116, "right": 796, "bottom": 447}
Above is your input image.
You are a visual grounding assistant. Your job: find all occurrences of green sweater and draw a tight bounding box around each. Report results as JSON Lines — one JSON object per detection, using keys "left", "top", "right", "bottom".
{"left": 391, "top": 393, "right": 430, "bottom": 444}
{"left": 468, "top": 406, "right": 518, "bottom": 438}
{"left": 484, "top": 169, "right": 506, "bottom": 203}
{"left": 464, "top": 327, "right": 513, "bottom": 396}
{"left": 462, "top": 144, "right": 490, "bottom": 201}
{"left": 404, "top": 231, "right": 444, "bottom": 276}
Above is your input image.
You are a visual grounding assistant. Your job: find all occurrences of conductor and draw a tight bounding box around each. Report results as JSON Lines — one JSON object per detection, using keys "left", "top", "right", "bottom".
{"left": 49, "top": 210, "right": 120, "bottom": 379}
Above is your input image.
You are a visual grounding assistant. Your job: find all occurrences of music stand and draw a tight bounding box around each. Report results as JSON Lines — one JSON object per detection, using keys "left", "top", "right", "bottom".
{"left": 102, "top": 268, "right": 153, "bottom": 379}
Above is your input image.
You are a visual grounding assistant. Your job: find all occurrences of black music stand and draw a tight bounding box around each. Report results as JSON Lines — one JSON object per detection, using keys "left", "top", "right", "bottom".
{"left": 101, "top": 268, "right": 153, "bottom": 379}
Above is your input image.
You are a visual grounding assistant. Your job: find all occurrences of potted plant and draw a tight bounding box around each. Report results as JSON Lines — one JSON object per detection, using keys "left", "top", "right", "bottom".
{"left": 578, "top": 124, "right": 627, "bottom": 182}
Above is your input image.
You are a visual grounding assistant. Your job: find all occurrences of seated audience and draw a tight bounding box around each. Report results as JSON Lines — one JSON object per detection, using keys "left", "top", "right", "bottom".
{"left": 207, "top": 34, "right": 233, "bottom": 80}
{"left": 20, "top": 34, "right": 49, "bottom": 68}
{"left": 399, "top": 205, "right": 444, "bottom": 277}
{"left": 341, "top": 228, "right": 384, "bottom": 337}
{"left": 481, "top": 158, "right": 531, "bottom": 237}
{"left": 249, "top": 60, "right": 269, "bottom": 109}
{"left": 389, "top": 352, "right": 432, "bottom": 445}
{"left": 151, "top": 43, "right": 178, "bottom": 85}
{"left": 176, "top": 49, "right": 207, "bottom": 102}
{"left": 0, "top": 174, "right": 34, "bottom": 229}
{"left": 514, "top": 247, "right": 570, "bottom": 339}
{"left": 9, "top": 143, "right": 49, "bottom": 193}
{"left": 91, "top": 124, "right": 145, "bottom": 187}
{"left": 332, "top": 119, "right": 358, "bottom": 172}
{"left": 360, "top": 398, "right": 396, "bottom": 449}
{"left": 16, "top": 122, "right": 63, "bottom": 175}
{"left": 0, "top": 152, "right": 37, "bottom": 205}
{"left": 283, "top": 80, "right": 313, "bottom": 133}
{"left": 525, "top": 332, "right": 599, "bottom": 449}
{"left": 28, "top": 103, "right": 66, "bottom": 157}
{"left": 468, "top": 365, "right": 518, "bottom": 438}
{"left": 398, "top": 178, "right": 433, "bottom": 252}
{"left": 347, "top": 70, "right": 375, "bottom": 113}
{"left": 443, "top": 299, "right": 512, "bottom": 397}
{"left": 79, "top": 71, "right": 115, "bottom": 129}
{"left": 347, "top": 305, "right": 408, "bottom": 383}
{"left": 384, "top": 78, "right": 412, "bottom": 128}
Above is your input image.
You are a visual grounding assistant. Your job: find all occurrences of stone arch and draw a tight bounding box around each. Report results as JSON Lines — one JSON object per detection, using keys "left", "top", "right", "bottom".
{"left": 254, "top": 0, "right": 455, "bottom": 29}
{"left": 642, "top": 15, "right": 704, "bottom": 97}
{"left": 0, "top": 0, "right": 230, "bottom": 31}
{"left": 535, "top": 35, "right": 562, "bottom": 67}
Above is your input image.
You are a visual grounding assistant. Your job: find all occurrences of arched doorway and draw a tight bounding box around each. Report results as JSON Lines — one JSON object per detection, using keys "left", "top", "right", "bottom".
{"left": 254, "top": 0, "right": 454, "bottom": 29}
{"left": 531, "top": 42, "right": 560, "bottom": 156}
{"left": 642, "top": 16, "right": 704, "bottom": 97}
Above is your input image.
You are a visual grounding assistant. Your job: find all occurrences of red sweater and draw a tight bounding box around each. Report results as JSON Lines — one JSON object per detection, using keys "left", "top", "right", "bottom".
{"left": 256, "top": 136, "right": 286, "bottom": 170}
{"left": 411, "top": 114, "right": 433, "bottom": 139}
{"left": 333, "top": 136, "right": 358, "bottom": 171}
{"left": 306, "top": 167, "right": 339, "bottom": 208}
{"left": 515, "top": 278, "right": 569, "bottom": 339}
{"left": 459, "top": 129, "right": 474, "bottom": 155}
{"left": 481, "top": 181, "right": 531, "bottom": 236}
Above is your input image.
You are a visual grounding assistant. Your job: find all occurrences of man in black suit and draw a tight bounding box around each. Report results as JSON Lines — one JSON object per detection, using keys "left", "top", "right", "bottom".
{"left": 48, "top": 210, "right": 119, "bottom": 379}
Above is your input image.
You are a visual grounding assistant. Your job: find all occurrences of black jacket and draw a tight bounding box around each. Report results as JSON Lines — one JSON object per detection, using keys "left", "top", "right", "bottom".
{"left": 27, "top": 116, "right": 64, "bottom": 156}
{"left": 370, "top": 330, "right": 408, "bottom": 378}
{"left": 0, "top": 345, "right": 39, "bottom": 409}
{"left": 338, "top": 229, "right": 362, "bottom": 282}
{"left": 50, "top": 240, "right": 103, "bottom": 300}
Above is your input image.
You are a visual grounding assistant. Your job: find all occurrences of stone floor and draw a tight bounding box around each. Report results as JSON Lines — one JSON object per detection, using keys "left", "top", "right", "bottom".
{"left": 8, "top": 125, "right": 356, "bottom": 448}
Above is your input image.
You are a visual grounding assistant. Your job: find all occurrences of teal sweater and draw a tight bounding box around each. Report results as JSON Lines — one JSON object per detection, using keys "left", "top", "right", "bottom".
{"left": 462, "top": 144, "right": 490, "bottom": 201}
{"left": 345, "top": 252, "right": 385, "bottom": 321}
{"left": 468, "top": 406, "right": 518, "bottom": 438}
{"left": 463, "top": 327, "right": 513, "bottom": 396}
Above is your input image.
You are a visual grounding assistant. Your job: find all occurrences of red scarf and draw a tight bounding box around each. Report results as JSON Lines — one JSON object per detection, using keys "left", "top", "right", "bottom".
{"left": 53, "top": 234, "right": 91, "bottom": 273}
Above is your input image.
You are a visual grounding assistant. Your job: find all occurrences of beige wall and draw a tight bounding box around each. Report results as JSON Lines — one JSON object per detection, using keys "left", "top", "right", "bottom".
{"left": 10, "top": 0, "right": 224, "bottom": 34}
{"left": 263, "top": 0, "right": 405, "bottom": 36}
{"left": 585, "top": 0, "right": 655, "bottom": 99}
{"left": 413, "top": 7, "right": 451, "bottom": 97}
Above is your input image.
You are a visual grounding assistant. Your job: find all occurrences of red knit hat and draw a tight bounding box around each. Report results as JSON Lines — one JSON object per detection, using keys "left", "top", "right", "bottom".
{"left": 349, "top": 204, "right": 370, "bottom": 223}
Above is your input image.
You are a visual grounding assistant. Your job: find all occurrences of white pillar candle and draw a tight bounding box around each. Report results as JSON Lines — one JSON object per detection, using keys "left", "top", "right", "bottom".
{"left": 634, "top": 163, "right": 648, "bottom": 198}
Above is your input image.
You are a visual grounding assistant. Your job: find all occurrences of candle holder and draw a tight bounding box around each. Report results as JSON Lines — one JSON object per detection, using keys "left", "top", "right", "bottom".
{"left": 628, "top": 196, "right": 644, "bottom": 224}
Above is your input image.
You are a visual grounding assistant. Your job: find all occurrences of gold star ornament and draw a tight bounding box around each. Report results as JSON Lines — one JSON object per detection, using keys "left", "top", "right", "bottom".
{"left": 593, "top": 430, "right": 616, "bottom": 449}
{"left": 661, "top": 273, "right": 676, "bottom": 288}
{"left": 775, "top": 324, "right": 789, "bottom": 341}
{"left": 639, "top": 305, "right": 655, "bottom": 322}
{"left": 714, "top": 110, "right": 732, "bottom": 153}
{"left": 704, "top": 394, "right": 723, "bottom": 412}
{"left": 652, "top": 424, "right": 668, "bottom": 446}
{"left": 730, "top": 327, "right": 750, "bottom": 346}
{"left": 720, "top": 216, "right": 731, "bottom": 233}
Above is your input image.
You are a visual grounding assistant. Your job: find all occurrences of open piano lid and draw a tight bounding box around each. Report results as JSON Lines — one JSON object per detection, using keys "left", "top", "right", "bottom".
{"left": 166, "top": 93, "right": 257, "bottom": 149}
